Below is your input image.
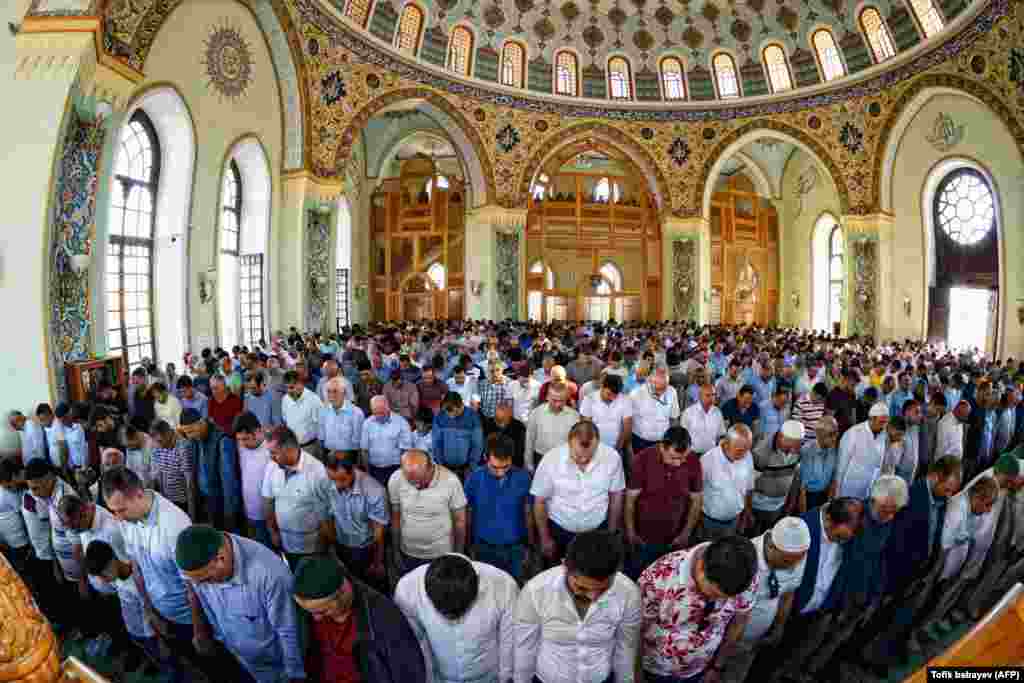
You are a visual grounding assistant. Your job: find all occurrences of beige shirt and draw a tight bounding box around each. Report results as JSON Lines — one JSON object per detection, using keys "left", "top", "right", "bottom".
{"left": 524, "top": 404, "right": 581, "bottom": 471}
{"left": 388, "top": 464, "right": 467, "bottom": 560}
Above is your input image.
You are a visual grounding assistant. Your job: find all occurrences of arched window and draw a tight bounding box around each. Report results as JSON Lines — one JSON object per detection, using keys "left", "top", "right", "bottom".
{"left": 812, "top": 29, "right": 846, "bottom": 81}
{"left": 107, "top": 111, "right": 159, "bottom": 369}
{"left": 555, "top": 50, "right": 578, "bottom": 96}
{"left": 608, "top": 56, "right": 632, "bottom": 100}
{"left": 908, "top": 0, "right": 944, "bottom": 37}
{"left": 859, "top": 7, "right": 896, "bottom": 62}
{"left": 596, "top": 262, "right": 622, "bottom": 294}
{"left": 447, "top": 25, "right": 473, "bottom": 75}
{"left": 426, "top": 175, "right": 449, "bottom": 199}
{"left": 934, "top": 168, "right": 995, "bottom": 246}
{"left": 660, "top": 57, "right": 686, "bottom": 100}
{"left": 762, "top": 43, "right": 793, "bottom": 93}
{"left": 345, "top": 0, "right": 372, "bottom": 27}
{"left": 712, "top": 53, "right": 740, "bottom": 99}
{"left": 427, "top": 262, "right": 446, "bottom": 290}
{"left": 528, "top": 260, "right": 555, "bottom": 321}
{"left": 531, "top": 173, "right": 549, "bottom": 200}
{"left": 395, "top": 4, "right": 424, "bottom": 55}
{"left": 812, "top": 213, "right": 842, "bottom": 333}
{"left": 593, "top": 177, "right": 621, "bottom": 203}
{"left": 501, "top": 41, "right": 525, "bottom": 87}
{"left": 530, "top": 260, "right": 555, "bottom": 289}
{"left": 219, "top": 160, "right": 243, "bottom": 348}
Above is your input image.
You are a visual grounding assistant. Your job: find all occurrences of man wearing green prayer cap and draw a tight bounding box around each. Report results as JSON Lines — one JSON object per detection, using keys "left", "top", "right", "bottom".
{"left": 952, "top": 452, "right": 1024, "bottom": 621}
{"left": 291, "top": 554, "right": 426, "bottom": 683}
{"left": 175, "top": 524, "right": 305, "bottom": 683}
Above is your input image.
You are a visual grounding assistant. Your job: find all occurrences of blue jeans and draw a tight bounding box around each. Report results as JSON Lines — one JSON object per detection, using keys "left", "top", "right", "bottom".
{"left": 473, "top": 542, "right": 526, "bottom": 581}
{"left": 625, "top": 543, "right": 671, "bottom": 581}
{"left": 198, "top": 436, "right": 241, "bottom": 530}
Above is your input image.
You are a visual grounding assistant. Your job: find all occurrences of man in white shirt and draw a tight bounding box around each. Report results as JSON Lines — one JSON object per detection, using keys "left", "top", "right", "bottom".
{"left": 8, "top": 409, "right": 47, "bottom": 465}
{"left": 721, "top": 517, "right": 810, "bottom": 683}
{"left": 395, "top": 553, "right": 518, "bottom": 683}
{"left": 937, "top": 400, "right": 971, "bottom": 460}
{"left": 580, "top": 374, "right": 633, "bottom": 454}
{"left": 682, "top": 384, "right": 726, "bottom": 456}
{"left": 833, "top": 402, "right": 892, "bottom": 499}
{"left": 261, "top": 425, "right": 329, "bottom": 569}
{"left": 281, "top": 369, "right": 324, "bottom": 457}
{"left": 532, "top": 421, "right": 625, "bottom": 565}
{"left": 524, "top": 385, "right": 580, "bottom": 472}
{"left": 514, "top": 530, "right": 641, "bottom": 683}
{"left": 509, "top": 368, "right": 541, "bottom": 424}
{"left": 700, "top": 425, "right": 755, "bottom": 540}
{"left": 715, "top": 361, "right": 744, "bottom": 405}
{"left": 630, "top": 365, "right": 681, "bottom": 457}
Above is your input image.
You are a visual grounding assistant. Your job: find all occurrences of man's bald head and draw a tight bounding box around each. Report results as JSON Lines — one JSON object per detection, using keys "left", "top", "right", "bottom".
{"left": 401, "top": 449, "right": 434, "bottom": 489}
{"left": 101, "top": 448, "right": 125, "bottom": 469}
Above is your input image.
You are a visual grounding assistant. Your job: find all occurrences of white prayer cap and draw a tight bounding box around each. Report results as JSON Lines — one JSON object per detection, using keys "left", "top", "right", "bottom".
{"left": 869, "top": 402, "right": 889, "bottom": 418}
{"left": 771, "top": 517, "right": 811, "bottom": 554}
{"left": 781, "top": 420, "right": 805, "bottom": 441}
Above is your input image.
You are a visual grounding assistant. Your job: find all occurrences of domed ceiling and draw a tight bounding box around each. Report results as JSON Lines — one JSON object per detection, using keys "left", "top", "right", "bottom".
{"left": 322, "top": 0, "right": 980, "bottom": 103}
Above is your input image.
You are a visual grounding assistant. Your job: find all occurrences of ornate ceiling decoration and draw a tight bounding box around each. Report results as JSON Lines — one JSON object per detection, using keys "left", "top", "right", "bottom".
{"left": 314, "top": 0, "right": 982, "bottom": 103}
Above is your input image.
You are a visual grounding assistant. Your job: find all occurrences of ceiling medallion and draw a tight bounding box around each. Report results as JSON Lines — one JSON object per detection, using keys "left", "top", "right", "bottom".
{"left": 702, "top": 127, "right": 717, "bottom": 140}
{"left": 535, "top": 119, "right": 550, "bottom": 132}
{"left": 496, "top": 124, "right": 521, "bottom": 153}
{"left": 474, "top": 108, "right": 488, "bottom": 122}
{"left": 807, "top": 115, "right": 822, "bottom": 130}
{"left": 366, "top": 73, "right": 381, "bottom": 89}
{"left": 867, "top": 101, "right": 882, "bottom": 117}
{"left": 838, "top": 121, "right": 863, "bottom": 155}
{"left": 641, "top": 127, "right": 655, "bottom": 140}
{"left": 668, "top": 137, "right": 691, "bottom": 166}
{"left": 969, "top": 55, "right": 986, "bottom": 75}
{"left": 321, "top": 70, "right": 347, "bottom": 106}
{"left": 202, "top": 25, "right": 254, "bottom": 101}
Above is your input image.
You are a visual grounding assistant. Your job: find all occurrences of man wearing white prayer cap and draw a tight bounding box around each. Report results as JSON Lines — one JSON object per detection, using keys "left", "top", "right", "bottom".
{"left": 750, "top": 420, "right": 806, "bottom": 534}
{"left": 833, "top": 402, "right": 891, "bottom": 500}
{"left": 720, "top": 516, "right": 810, "bottom": 683}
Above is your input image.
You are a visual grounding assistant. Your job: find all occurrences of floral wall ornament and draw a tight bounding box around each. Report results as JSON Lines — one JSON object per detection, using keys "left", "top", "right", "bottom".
{"left": 838, "top": 121, "right": 863, "bottom": 155}
{"left": 794, "top": 164, "right": 819, "bottom": 217}
{"left": 673, "top": 239, "right": 697, "bottom": 320}
{"left": 305, "top": 209, "right": 331, "bottom": 332}
{"left": 321, "top": 70, "right": 347, "bottom": 105}
{"left": 495, "top": 231, "right": 520, "bottom": 319}
{"left": 202, "top": 25, "right": 254, "bottom": 101}
{"left": 668, "top": 137, "right": 690, "bottom": 166}
{"left": 925, "top": 112, "right": 965, "bottom": 151}
{"left": 496, "top": 124, "right": 521, "bottom": 153}
{"left": 851, "top": 241, "right": 877, "bottom": 338}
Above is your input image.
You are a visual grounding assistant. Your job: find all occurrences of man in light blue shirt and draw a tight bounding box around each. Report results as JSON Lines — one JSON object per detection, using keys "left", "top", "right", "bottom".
{"left": 244, "top": 372, "right": 281, "bottom": 428}
{"left": 360, "top": 395, "right": 412, "bottom": 487}
{"left": 176, "top": 525, "right": 305, "bottom": 683}
{"left": 318, "top": 377, "right": 365, "bottom": 454}
{"left": 800, "top": 415, "right": 838, "bottom": 509}
{"left": 759, "top": 385, "right": 791, "bottom": 444}
{"left": 889, "top": 373, "right": 914, "bottom": 419}
{"left": 749, "top": 363, "right": 776, "bottom": 408}
{"left": 177, "top": 376, "right": 209, "bottom": 418}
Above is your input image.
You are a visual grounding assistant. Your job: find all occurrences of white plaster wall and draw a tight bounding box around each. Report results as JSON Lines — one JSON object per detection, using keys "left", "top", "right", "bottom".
{"left": 0, "top": 23, "right": 76, "bottom": 451}
{"left": 136, "top": 0, "right": 283, "bottom": 352}
{"left": 884, "top": 93, "right": 1024, "bottom": 356}
{"left": 777, "top": 149, "right": 842, "bottom": 329}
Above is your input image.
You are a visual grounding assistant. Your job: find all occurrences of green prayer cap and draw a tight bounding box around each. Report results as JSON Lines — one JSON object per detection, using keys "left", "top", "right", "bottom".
{"left": 175, "top": 524, "right": 224, "bottom": 571}
{"left": 995, "top": 453, "right": 1021, "bottom": 478}
{"left": 293, "top": 555, "right": 348, "bottom": 600}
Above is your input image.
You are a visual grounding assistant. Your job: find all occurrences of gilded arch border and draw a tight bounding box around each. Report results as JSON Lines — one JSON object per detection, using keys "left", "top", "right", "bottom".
{"left": 332, "top": 88, "right": 496, "bottom": 205}
{"left": 514, "top": 122, "right": 671, "bottom": 212}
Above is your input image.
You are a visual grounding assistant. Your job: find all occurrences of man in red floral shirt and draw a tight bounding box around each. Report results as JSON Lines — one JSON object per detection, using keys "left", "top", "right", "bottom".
{"left": 638, "top": 535, "right": 758, "bottom": 683}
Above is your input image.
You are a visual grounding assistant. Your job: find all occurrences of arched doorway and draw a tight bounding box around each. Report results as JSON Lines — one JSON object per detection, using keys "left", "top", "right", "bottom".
{"left": 400, "top": 272, "right": 437, "bottom": 321}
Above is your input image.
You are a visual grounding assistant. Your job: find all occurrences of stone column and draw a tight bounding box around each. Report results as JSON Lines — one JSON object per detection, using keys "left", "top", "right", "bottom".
{"left": 842, "top": 213, "right": 891, "bottom": 342}
{"left": 464, "top": 206, "right": 527, "bottom": 321}
{"left": 0, "top": 15, "right": 135, "bottom": 427}
{"left": 663, "top": 216, "right": 710, "bottom": 323}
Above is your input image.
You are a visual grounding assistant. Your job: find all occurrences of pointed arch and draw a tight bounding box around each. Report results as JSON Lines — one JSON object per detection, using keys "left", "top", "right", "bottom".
{"left": 607, "top": 55, "right": 633, "bottom": 100}
{"left": 394, "top": 3, "right": 425, "bottom": 55}
{"left": 858, "top": 6, "right": 897, "bottom": 63}
{"left": 762, "top": 43, "right": 794, "bottom": 93}
{"left": 501, "top": 40, "right": 526, "bottom": 88}
{"left": 659, "top": 56, "right": 686, "bottom": 100}
{"left": 906, "top": 0, "right": 944, "bottom": 37}
{"left": 711, "top": 52, "right": 741, "bottom": 99}
{"left": 554, "top": 50, "right": 579, "bottom": 96}
{"left": 447, "top": 24, "right": 474, "bottom": 75}
{"left": 811, "top": 28, "right": 846, "bottom": 81}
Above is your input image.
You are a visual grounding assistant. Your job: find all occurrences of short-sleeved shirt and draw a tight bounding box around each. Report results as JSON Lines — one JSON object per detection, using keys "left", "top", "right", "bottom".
{"left": 530, "top": 442, "right": 626, "bottom": 533}
{"left": 628, "top": 447, "right": 703, "bottom": 545}
{"left": 721, "top": 399, "right": 760, "bottom": 430}
{"left": 360, "top": 415, "right": 413, "bottom": 468}
{"left": 239, "top": 445, "right": 272, "bottom": 522}
{"left": 314, "top": 470, "right": 389, "bottom": 549}
{"left": 388, "top": 464, "right": 467, "bottom": 560}
{"left": 639, "top": 544, "right": 758, "bottom": 679}
{"left": 260, "top": 452, "right": 329, "bottom": 554}
{"left": 0, "top": 486, "right": 29, "bottom": 548}
{"left": 152, "top": 440, "right": 194, "bottom": 505}
{"left": 464, "top": 467, "right": 532, "bottom": 546}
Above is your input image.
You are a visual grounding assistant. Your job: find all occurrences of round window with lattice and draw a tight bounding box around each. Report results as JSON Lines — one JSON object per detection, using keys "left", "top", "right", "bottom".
{"left": 935, "top": 168, "right": 995, "bottom": 246}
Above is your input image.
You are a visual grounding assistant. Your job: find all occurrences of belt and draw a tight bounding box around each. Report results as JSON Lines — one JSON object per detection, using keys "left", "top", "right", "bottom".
{"left": 703, "top": 511, "right": 738, "bottom": 524}
{"left": 301, "top": 439, "right": 317, "bottom": 448}
{"left": 477, "top": 539, "right": 523, "bottom": 548}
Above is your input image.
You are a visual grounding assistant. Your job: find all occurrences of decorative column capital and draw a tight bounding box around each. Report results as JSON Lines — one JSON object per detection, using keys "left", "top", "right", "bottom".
{"left": 663, "top": 216, "right": 709, "bottom": 240}
{"left": 842, "top": 213, "right": 893, "bottom": 242}
{"left": 466, "top": 205, "right": 528, "bottom": 231}
{"left": 283, "top": 170, "right": 345, "bottom": 208}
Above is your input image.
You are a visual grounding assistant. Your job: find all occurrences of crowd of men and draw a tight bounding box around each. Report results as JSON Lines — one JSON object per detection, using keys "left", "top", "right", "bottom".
{"left": 3, "top": 319, "right": 1024, "bottom": 683}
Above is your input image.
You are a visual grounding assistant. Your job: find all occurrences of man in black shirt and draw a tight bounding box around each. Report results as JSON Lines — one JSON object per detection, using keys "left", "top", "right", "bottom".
{"left": 483, "top": 400, "right": 526, "bottom": 469}
{"left": 826, "top": 370, "right": 858, "bottom": 436}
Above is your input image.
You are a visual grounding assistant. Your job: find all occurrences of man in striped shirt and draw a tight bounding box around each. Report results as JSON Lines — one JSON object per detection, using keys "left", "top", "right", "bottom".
{"left": 791, "top": 382, "right": 828, "bottom": 448}
{"left": 149, "top": 420, "right": 195, "bottom": 519}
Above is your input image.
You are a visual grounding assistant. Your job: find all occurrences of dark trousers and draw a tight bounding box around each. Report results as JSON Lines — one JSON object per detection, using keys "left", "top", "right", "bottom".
{"left": 27, "top": 557, "right": 77, "bottom": 631}
{"left": 547, "top": 519, "right": 606, "bottom": 566}
{"left": 626, "top": 543, "right": 671, "bottom": 581}
{"left": 473, "top": 541, "right": 526, "bottom": 581}
{"left": 163, "top": 620, "right": 256, "bottom": 683}
{"left": 370, "top": 464, "right": 401, "bottom": 488}
{"left": 644, "top": 672, "right": 705, "bottom": 683}
{"left": 337, "top": 544, "right": 375, "bottom": 582}
{"left": 398, "top": 550, "right": 432, "bottom": 577}
{"left": 534, "top": 675, "right": 614, "bottom": 683}
{"left": 806, "top": 489, "right": 829, "bottom": 510}
{"left": 246, "top": 518, "right": 273, "bottom": 548}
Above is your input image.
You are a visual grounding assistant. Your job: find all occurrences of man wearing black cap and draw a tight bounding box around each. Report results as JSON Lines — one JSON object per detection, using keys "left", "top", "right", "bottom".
{"left": 179, "top": 407, "right": 241, "bottom": 532}
{"left": 292, "top": 554, "right": 427, "bottom": 683}
{"left": 175, "top": 524, "right": 305, "bottom": 683}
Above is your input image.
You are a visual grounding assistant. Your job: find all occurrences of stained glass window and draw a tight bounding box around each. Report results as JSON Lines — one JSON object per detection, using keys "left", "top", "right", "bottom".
{"left": 762, "top": 44, "right": 793, "bottom": 93}
{"left": 712, "top": 53, "right": 740, "bottom": 99}
{"left": 447, "top": 25, "right": 473, "bottom": 75}
{"left": 501, "top": 41, "right": 525, "bottom": 87}
{"left": 555, "top": 50, "right": 578, "bottom": 96}
{"left": 345, "top": 0, "right": 371, "bottom": 27}
{"left": 395, "top": 4, "right": 423, "bottom": 55}
{"left": 829, "top": 225, "right": 844, "bottom": 333}
{"left": 608, "top": 56, "right": 632, "bottom": 100}
{"left": 859, "top": 7, "right": 897, "bottom": 62}
{"left": 107, "top": 111, "right": 158, "bottom": 369}
{"left": 428, "top": 263, "right": 446, "bottom": 289}
{"left": 908, "top": 0, "right": 944, "bottom": 37}
{"left": 660, "top": 57, "right": 686, "bottom": 100}
{"left": 935, "top": 168, "right": 995, "bottom": 246}
{"left": 812, "top": 29, "right": 846, "bottom": 81}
